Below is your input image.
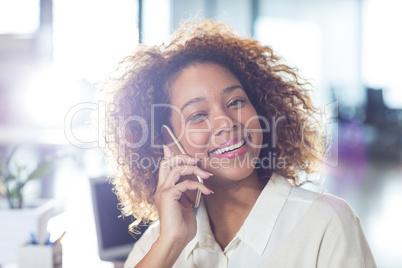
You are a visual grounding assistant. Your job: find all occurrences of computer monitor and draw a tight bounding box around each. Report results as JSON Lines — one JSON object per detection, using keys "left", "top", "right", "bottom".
{"left": 90, "top": 177, "right": 149, "bottom": 263}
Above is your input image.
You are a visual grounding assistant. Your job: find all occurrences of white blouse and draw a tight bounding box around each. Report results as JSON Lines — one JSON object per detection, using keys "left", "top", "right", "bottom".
{"left": 124, "top": 173, "right": 376, "bottom": 268}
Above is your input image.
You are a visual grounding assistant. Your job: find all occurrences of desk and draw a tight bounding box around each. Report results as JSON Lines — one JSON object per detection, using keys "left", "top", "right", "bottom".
{"left": 0, "top": 210, "right": 117, "bottom": 268}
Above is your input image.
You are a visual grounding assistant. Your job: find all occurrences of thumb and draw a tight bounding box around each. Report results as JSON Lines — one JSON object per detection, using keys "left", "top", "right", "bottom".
{"left": 163, "top": 145, "right": 172, "bottom": 158}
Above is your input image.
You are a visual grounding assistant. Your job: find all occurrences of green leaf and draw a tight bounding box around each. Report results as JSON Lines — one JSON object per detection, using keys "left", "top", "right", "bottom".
{"left": 4, "top": 145, "right": 19, "bottom": 171}
{"left": 7, "top": 174, "right": 17, "bottom": 181}
{"left": 27, "top": 162, "right": 53, "bottom": 182}
{"left": 9, "top": 181, "right": 23, "bottom": 196}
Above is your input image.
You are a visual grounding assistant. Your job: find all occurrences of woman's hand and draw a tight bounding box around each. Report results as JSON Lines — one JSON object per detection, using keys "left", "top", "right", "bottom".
{"left": 135, "top": 146, "right": 213, "bottom": 268}
{"left": 155, "top": 145, "right": 213, "bottom": 249}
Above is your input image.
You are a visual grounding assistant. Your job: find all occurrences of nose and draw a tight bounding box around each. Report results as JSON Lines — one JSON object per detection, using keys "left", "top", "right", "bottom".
{"left": 212, "top": 114, "right": 238, "bottom": 136}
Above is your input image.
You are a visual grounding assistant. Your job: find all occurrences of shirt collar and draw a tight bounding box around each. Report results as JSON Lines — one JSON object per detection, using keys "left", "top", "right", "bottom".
{"left": 236, "top": 173, "right": 292, "bottom": 255}
{"left": 184, "top": 173, "right": 292, "bottom": 259}
{"left": 185, "top": 197, "right": 221, "bottom": 259}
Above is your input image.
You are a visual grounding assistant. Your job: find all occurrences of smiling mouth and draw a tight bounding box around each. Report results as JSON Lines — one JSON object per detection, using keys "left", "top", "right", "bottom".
{"left": 210, "top": 138, "right": 247, "bottom": 155}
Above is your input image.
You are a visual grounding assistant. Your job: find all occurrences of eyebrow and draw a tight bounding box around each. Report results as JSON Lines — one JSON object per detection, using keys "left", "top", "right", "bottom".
{"left": 180, "top": 97, "right": 205, "bottom": 112}
{"left": 180, "top": 85, "right": 243, "bottom": 112}
{"left": 222, "top": 85, "right": 243, "bottom": 95}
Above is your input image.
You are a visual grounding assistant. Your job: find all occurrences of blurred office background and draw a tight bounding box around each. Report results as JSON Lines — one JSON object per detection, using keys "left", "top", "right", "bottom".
{"left": 0, "top": 0, "right": 401, "bottom": 267}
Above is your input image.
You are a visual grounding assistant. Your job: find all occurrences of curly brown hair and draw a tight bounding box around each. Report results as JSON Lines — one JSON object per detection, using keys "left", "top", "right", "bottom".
{"left": 99, "top": 19, "right": 326, "bottom": 232}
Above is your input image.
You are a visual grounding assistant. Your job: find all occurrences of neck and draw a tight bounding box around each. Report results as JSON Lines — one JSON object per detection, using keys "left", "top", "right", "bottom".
{"left": 203, "top": 170, "right": 266, "bottom": 249}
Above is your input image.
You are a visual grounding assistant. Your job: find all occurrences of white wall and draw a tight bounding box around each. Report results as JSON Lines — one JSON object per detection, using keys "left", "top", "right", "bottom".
{"left": 256, "top": 0, "right": 363, "bottom": 108}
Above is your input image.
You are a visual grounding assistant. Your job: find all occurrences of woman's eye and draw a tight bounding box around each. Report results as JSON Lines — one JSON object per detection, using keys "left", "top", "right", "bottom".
{"left": 188, "top": 113, "right": 208, "bottom": 122}
{"left": 228, "top": 99, "right": 246, "bottom": 108}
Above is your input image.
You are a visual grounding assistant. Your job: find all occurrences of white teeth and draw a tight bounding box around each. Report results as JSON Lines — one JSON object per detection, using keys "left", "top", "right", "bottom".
{"left": 211, "top": 139, "right": 246, "bottom": 155}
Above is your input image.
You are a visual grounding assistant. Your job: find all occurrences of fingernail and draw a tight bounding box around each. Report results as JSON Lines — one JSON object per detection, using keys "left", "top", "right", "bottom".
{"left": 202, "top": 170, "right": 213, "bottom": 176}
{"left": 210, "top": 190, "right": 214, "bottom": 194}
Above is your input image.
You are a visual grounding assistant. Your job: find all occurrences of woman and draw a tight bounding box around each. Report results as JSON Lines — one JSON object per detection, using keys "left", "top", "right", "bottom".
{"left": 101, "top": 19, "right": 375, "bottom": 267}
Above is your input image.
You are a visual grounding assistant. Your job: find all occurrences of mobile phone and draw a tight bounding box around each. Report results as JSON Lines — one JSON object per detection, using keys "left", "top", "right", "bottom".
{"left": 161, "top": 125, "right": 203, "bottom": 208}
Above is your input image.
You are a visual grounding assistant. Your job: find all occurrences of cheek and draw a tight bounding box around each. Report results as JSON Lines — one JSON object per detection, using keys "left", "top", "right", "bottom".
{"left": 241, "top": 109, "right": 263, "bottom": 144}
{"left": 182, "top": 130, "right": 210, "bottom": 154}
{"left": 249, "top": 122, "right": 263, "bottom": 147}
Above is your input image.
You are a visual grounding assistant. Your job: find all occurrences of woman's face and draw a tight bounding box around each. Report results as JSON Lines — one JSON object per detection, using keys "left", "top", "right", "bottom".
{"left": 169, "top": 62, "right": 263, "bottom": 182}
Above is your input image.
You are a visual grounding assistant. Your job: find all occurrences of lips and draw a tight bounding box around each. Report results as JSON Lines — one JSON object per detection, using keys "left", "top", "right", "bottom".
{"left": 210, "top": 139, "right": 246, "bottom": 155}
{"left": 209, "top": 136, "right": 250, "bottom": 158}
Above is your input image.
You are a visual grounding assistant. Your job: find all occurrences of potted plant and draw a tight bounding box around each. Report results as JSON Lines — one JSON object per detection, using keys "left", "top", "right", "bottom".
{"left": 0, "top": 146, "right": 54, "bottom": 209}
{"left": 0, "top": 146, "right": 58, "bottom": 264}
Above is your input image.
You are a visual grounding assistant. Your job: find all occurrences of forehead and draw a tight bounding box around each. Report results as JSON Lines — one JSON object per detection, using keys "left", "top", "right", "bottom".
{"left": 169, "top": 62, "right": 241, "bottom": 107}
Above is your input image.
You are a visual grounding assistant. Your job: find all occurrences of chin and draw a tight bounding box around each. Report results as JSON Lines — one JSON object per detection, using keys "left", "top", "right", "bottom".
{"left": 205, "top": 161, "right": 257, "bottom": 182}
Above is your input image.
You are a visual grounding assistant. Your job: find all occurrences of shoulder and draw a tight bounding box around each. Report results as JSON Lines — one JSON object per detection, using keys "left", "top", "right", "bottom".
{"left": 314, "top": 193, "right": 359, "bottom": 221}
{"left": 142, "top": 220, "right": 161, "bottom": 238}
{"left": 124, "top": 221, "right": 160, "bottom": 268}
{"left": 267, "top": 180, "right": 376, "bottom": 266}
{"left": 297, "top": 191, "right": 363, "bottom": 234}
{"left": 135, "top": 220, "right": 161, "bottom": 249}
{"left": 288, "top": 184, "right": 360, "bottom": 225}
{"left": 306, "top": 194, "right": 377, "bottom": 266}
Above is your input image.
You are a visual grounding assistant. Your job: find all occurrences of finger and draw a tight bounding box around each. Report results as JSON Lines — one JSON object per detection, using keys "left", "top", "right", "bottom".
{"left": 163, "top": 145, "right": 172, "bottom": 158}
{"left": 158, "top": 158, "right": 170, "bottom": 187}
{"left": 161, "top": 154, "right": 199, "bottom": 169}
{"left": 159, "top": 180, "right": 213, "bottom": 206}
{"left": 158, "top": 145, "right": 174, "bottom": 187}
{"left": 173, "top": 180, "right": 214, "bottom": 196}
{"left": 163, "top": 165, "right": 212, "bottom": 187}
{"left": 158, "top": 154, "right": 200, "bottom": 187}
{"left": 158, "top": 158, "right": 198, "bottom": 187}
